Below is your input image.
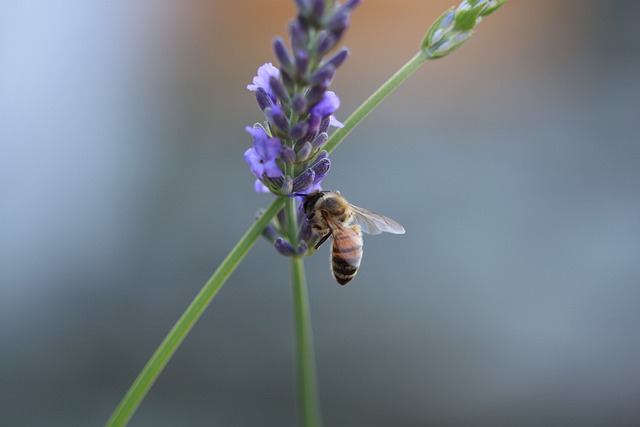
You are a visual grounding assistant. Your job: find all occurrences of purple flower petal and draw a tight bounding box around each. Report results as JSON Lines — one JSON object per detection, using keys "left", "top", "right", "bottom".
{"left": 245, "top": 126, "right": 283, "bottom": 179}
{"left": 310, "top": 91, "right": 340, "bottom": 118}
{"left": 254, "top": 179, "right": 271, "bottom": 193}
{"left": 329, "top": 115, "right": 344, "bottom": 128}
{"left": 247, "top": 63, "right": 281, "bottom": 102}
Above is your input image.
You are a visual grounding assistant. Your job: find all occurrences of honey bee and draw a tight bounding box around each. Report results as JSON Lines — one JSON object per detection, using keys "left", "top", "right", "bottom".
{"left": 301, "top": 190, "right": 405, "bottom": 285}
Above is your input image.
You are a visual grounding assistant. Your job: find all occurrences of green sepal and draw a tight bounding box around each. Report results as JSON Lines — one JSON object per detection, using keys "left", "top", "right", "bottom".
{"left": 454, "top": 2, "right": 487, "bottom": 31}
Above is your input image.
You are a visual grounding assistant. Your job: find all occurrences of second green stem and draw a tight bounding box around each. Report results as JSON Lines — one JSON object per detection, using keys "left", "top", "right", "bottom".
{"left": 285, "top": 196, "right": 321, "bottom": 427}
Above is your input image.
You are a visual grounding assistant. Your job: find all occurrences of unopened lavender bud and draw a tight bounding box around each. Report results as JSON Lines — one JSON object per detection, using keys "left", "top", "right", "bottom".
{"left": 305, "top": 85, "right": 327, "bottom": 108}
{"left": 289, "top": 21, "right": 306, "bottom": 53}
{"left": 292, "top": 95, "right": 307, "bottom": 115}
{"left": 324, "top": 48, "right": 349, "bottom": 70}
{"left": 299, "top": 219, "right": 312, "bottom": 242}
{"left": 262, "top": 223, "right": 282, "bottom": 242}
{"left": 264, "top": 174, "right": 284, "bottom": 191}
{"left": 312, "top": 0, "right": 325, "bottom": 20}
{"left": 266, "top": 106, "right": 289, "bottom": 133}
{"left": 269, "top": 76, "right": 290, "bottom": 104}
{"left": 274, "top": 238, "right": 295, "bottom": 256}
{"left": 314, "top": 150, "right": 329, "bottom": 162}
{"left": 255, "top": 87, "right": 274, "bottom": 111}
{"left": 295, "top": 49, "right": 309, "bottom": 77}
{"left": 273, "top": 37, "right": 293, "bottom": 70}
{"left": 280, "top": 145, "right": 296, "bottom": 164}
{"left": 326, "top": 11, "right": 349, "bottom": 34}
{"left": 292, "top": 169, "right": 315, "bottom": 193}
{"left": 281, "top": 70, "right": 294, "bottom": 91}
{"left": 297, "top": 240, "right": 308, "bottom": 256}
{"left": 316, "top": 32, "right": 337, "bottom": 56}
{"left": 296, "top": 141, "right": 313, "bottom": 162}
{"left": 312, "top": 132, "right": 328, "bottom": 150}
{"left": 319, "top": 117, "right": 330, "bottom": 134}
{"left": 309, "top": 65, "right": 336, "bottom": 86}
{"left": 311, "top": 156, "right": 330, "bottom": 176}
{"left": 288, "top": 122, "right": 308, "bottom": 140}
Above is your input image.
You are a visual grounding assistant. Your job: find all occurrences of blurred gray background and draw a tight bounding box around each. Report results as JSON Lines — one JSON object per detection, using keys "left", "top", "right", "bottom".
{"left": 2, "top": 1, "right": 640, "bottom": 426}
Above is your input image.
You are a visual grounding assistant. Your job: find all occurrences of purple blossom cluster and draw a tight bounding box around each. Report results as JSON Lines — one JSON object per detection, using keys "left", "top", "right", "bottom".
{"left": 244, "top": 0, "right": 360, "bottom": 196}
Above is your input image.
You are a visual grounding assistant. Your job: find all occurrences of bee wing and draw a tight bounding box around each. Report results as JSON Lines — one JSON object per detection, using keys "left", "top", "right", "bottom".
{"left": 349, "top": 204, "right": 405, "bottom": 235}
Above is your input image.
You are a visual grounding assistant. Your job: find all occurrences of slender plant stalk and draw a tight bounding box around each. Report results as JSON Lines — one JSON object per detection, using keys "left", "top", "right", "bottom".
{"left": 323, "top": 51, "right": 428, "bottom": 155}
{"left": 290, "top": 256, "right": 320, "bottom": 427}
{"left": 285, "top": 195, "right": 322, "bottom": 427}
{"left": 107, "top": 48, "right": 432, "bottom": 427}
{"left": 106, "top": 197, "right": 285, "bottom": 427}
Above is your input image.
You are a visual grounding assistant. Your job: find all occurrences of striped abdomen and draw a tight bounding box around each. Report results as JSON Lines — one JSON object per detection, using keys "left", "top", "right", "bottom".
{"left": 330, "top": 224, "right": 363, "bottom": 285}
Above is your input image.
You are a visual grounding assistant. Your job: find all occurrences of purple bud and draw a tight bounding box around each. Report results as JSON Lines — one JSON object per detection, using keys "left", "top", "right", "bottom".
{"left": 312, "top": 132, "right": 328, "bottom": 149}
{"left": 309, "top": 65, "right": 336, "bottom": 86}
{"left": 297, "top": 240, "right": 308, "bottom": 256}
{"left": 298, "top": 219, "right": 313, "bottom": 241}
{"left": 280, "top": 145, "right": 296, "bottom": 164}
{"left": 264, "top": 174, "right": 284, "bottom": 189}
{"left": 273, "top": 37, "right": 292, "bottom": 69}
{"left": 319, "top": 116, "right": 331, "bottom": 134}
{"left": 299, "top": 219, "right": 312, "bottom": 242}
{"left": 311, "top": 157, "right": 330, "bottom": 176}
{"left": 306, "top": 85, "right": 327, "bottom": 108}
{"left": 296, "top": 141, "right": 313, "bottom": 162}
{"left": 281, "top": 70, "right": 294, "bottom": 91}
{"left": 314, "top": 150, "right": 329, "bottom": 162}
{"left": 305, "top": 114, "right": 321, "bottom": 141}
{"left": 266, "top": 106, "right": 289, "bottom": 133}
{"left": 269, "top": 76, "right": 290, "bottom": 104}
{"left": 312, "top": 0, "right": 325, "bottom": 19}
{"left": 294, "top": 49, "right": 309, "bottom": 77}
{"left": 289, "top": 21, "right": 306, "bottom": 53}
{"left": 255, "top": 87, "right": 274, "bottom": 111}
{"left": 274, "top": 238, "right": 295, "bottom": 256}
{"left": 289, "top": 122, "right": 309, "bottom": 140}
{"left": 292, "top": 95, "right": 307, "bottom": 115}
{"left": 262, "top": 222, "right": 281, "bottom": 242}
{"left": 292, "top": 169, "right": 315, "bottom": 193}
{"left": 326, "top": 11, "right": 349, "bottom": 34}
{"left": 325, "top": 48, "right": 349, "bottom": 70}
{"left": 316, "top": 32, "right": 337, "bottom": 56}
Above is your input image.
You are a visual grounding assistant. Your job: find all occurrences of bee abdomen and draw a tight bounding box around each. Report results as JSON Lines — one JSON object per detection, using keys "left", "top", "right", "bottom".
{"left": 331, "top": 243, "right": 362, "bottom": 285}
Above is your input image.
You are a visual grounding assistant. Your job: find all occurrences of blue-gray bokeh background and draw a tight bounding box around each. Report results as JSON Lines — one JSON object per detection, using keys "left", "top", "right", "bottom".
{"left": 2, "top": 1, "right": 639, "bottom": 426}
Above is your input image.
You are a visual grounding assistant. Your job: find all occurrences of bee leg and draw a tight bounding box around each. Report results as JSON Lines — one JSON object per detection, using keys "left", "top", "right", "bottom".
{"left": 314, "top": 232, "right": 332, "bottom": 250}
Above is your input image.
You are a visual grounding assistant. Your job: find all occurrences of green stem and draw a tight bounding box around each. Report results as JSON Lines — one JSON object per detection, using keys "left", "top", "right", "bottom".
{"left": 106, "top": 197, "right": 286, "bottom": 427}
{"left": 290, "top": 256, "right": 321, "bottom": 427}
{"left": 285, "top": 196, "right": 321, "bottom": 427}
{"left": 323, "top": 51, "right": 428, "bottom": 154}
